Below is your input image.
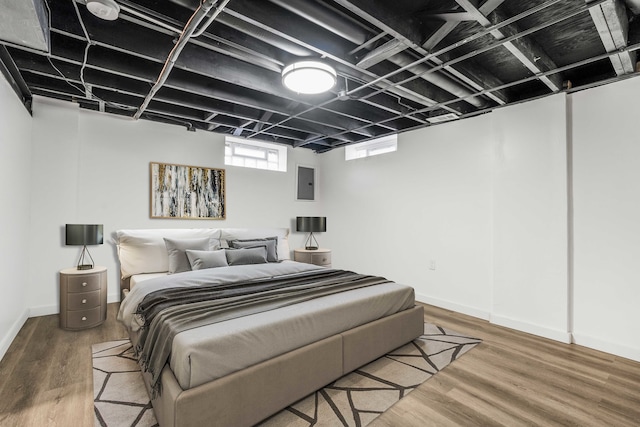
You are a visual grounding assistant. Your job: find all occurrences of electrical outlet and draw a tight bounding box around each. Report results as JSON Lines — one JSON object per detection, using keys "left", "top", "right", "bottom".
{"left": 429, "top": 260, "right": 436, "bottom": 270}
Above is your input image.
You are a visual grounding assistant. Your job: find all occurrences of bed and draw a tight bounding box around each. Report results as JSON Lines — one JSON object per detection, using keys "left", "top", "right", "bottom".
{"left": 115, "top": 228, "right": 424, "bottom": 427}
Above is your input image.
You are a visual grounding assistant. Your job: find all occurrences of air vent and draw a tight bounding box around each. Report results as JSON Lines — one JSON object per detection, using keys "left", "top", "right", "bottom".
{"left": 0, "top": 0, "right": 50, "bottom": 52}
{"left": 427, "top": 113, "right": 460, "bottom": 124}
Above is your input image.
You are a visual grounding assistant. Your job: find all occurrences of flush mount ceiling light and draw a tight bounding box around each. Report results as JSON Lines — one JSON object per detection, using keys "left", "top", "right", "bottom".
{"left": 86, "top": 0, "right": 120, "bottom": 21}
{"left": 282, "top": 61, "right": 337, "bottom": 94}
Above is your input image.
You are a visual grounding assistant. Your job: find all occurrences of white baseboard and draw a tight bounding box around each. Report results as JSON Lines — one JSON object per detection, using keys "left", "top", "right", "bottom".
{"left": 490, "top": 314, "right": 572, "bottom": 344}
{"left": 29, "top": 304, "right": 58, "bottom": 317}
{"left": 415, "top": 293, "right": 491, "bottom": 321}
{"left": 416, "top": 294, "right": 572, "bottom": 344}
{"left": 0, "top": 308, "right": 29, "bottom": 362}
{"left": 572, "top": 333, "right": 640, "bottom": 363}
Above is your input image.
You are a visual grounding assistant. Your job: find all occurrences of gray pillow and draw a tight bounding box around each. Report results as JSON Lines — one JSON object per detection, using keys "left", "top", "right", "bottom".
{"left": 228, "top": 237, "right": 278, "bottom": 262}
{"left": 164, "top": 237, "right": 211, "bottom": 274}
{"left": 225, "top": 246, "right": 268, "bottom": 266}
{"left": 185, "top": 249, "right": 229, "bottom": 271}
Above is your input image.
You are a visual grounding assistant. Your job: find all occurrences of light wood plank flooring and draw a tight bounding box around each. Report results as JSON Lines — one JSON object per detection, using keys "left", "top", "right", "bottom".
{"left": 375, "top": 304, "right": 640, "bottom": 427}
{"left": 0, "top": 303, "right": 638, "bottom": 426}
{"left": 0, "top": 304, "right": 127, "bottom": 426}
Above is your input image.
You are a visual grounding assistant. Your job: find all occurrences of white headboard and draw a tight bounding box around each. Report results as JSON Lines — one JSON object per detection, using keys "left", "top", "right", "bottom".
{"left": 114, "top": 227, "right": 291, "bottom": 284}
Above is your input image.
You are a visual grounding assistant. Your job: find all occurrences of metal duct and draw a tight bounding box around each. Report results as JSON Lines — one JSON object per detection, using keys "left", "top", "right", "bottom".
{"left": 0, "top": 0, "right": 50, "bottom": 52}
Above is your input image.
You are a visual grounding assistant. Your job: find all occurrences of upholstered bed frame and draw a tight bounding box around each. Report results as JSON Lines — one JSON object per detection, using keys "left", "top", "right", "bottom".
{"left": 115, "top": 228, "right": 424, "bottom": 427}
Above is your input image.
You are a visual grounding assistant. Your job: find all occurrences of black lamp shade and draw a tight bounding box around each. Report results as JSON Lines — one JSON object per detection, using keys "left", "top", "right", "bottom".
{"left": 65, "top": 224, "right": 104, "bottom": 246}
{"left": 296, "top": 217, "right": 326, "bottom": 233}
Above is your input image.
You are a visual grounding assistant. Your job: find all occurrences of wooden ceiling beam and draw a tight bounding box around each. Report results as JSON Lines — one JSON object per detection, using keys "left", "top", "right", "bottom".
{"left": 587, "top": 0, "right": 636, "bottom": 75}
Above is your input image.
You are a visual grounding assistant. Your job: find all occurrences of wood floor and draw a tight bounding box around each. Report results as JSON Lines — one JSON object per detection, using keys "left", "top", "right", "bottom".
{"left": 0, "top": 302, "right": 638, "bottom": 426}
{"left": 0, "top": 304, "right": 128, "bottom": 427}
{"left": 375, "top": 304, "right": 640, "bottom": 427}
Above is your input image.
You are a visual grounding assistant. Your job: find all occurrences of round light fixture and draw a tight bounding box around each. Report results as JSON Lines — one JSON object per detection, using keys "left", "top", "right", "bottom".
{"left": 86, "top": 0, "right": 120, "bottom": 21}
{"left": 282, "top": 61, "right": 337, "bottom": 94}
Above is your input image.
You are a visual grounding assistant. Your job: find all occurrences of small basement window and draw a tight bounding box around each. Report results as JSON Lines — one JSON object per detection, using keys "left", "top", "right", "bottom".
{"left": 225, "top": 136, "right": 287, "bottom": 172}
{"left": 345, "top": 134, "right": 397, "bottom": 161}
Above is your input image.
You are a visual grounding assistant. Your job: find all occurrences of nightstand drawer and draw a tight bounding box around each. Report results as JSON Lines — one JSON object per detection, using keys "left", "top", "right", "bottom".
{"left": 311, "top": 251, "right": 331, "bottom": 266}
{"left": 67, "top": 274, "right": 101, "bottom": 292}
{"left": 294, "top": 249, "right": 332, "bottom": 267}
{"left": 67, "top": 289, "right": 101, "bottom": 311}
{"left": 65, "top": 306, "right": 101, "bottom": 329}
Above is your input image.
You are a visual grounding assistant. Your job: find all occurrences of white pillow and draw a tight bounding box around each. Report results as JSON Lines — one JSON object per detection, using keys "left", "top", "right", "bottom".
{"left": 115, "top": 229, "right": 221, "bottom": 278}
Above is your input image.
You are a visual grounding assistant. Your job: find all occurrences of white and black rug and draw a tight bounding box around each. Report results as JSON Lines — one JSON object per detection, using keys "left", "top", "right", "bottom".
{"left": 93, "top": 323, "right": 480, "bottom": 427}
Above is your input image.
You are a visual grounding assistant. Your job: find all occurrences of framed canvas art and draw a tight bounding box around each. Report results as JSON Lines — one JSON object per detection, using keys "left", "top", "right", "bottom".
{"left": 150, "top": 162, "right": 226, "bottom": 219}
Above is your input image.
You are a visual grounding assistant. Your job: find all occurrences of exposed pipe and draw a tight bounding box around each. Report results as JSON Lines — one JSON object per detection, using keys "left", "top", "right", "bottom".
{"left": 119, "top": 3, "right": 183, "bottom": 34}
{"left": 215, "top": 13, "right": 314, "bottom": 57}
{"left": 133, "top": 0, "right": 231, "bottom": 120}
{"left": 269, "top": 0, "right": 488, "bottom": 108}
{"left": 268, "top": 0, "right": 369, "bottom": 46}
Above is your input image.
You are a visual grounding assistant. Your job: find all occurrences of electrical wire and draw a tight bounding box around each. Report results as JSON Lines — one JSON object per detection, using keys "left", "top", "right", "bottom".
{"left": 41, "top": 0, "right": 136, "bottom": 113}
{"left": 44, "top": 0, "right": 85, "bottom": 95}
{"left": 70, "top": 0, "right": 94, "bottom": 95}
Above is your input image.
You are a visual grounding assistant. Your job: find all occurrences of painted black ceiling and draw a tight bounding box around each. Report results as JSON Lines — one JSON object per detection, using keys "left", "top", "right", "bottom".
{"left": 2, "top": 0, "right": 640, "bottom": 152}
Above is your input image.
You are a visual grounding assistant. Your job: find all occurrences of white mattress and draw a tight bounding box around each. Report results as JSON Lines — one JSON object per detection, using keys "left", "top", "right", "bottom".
{"left": 118, "top": 262, "right": 416, "bottom": 390}
{"left": 130, "top": 273, "right": 168, "bottom": 288}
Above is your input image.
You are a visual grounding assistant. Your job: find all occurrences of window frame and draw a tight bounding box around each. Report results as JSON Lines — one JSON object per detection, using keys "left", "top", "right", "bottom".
{"left": 224, "top": 136, "right": 288, "bottom": 172}
{"left": 345, "top": 134, "right": 398, "bottom": 161}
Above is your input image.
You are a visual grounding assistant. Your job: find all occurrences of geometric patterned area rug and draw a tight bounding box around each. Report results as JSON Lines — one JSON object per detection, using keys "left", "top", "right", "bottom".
{"left": 92, "top": 323, "right": 480, "bottom": 427}
{"left": 92, "top": 341, "right": 158, "bottom": 427}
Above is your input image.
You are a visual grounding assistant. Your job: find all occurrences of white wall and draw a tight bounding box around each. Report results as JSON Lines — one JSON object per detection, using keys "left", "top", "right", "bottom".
{"left": 320, "top": 114, "right": 494, "bottom": 320}
{"left": 321, "top": 84, "right": 639, "bottom": 361}
{"left": 28, "top": 96, "right": 322, "bottom": 314}
{"left": 0, "top": 75, "right": 33, "bottom": 360}
{"left": 5, "top": 76, "right": 639, "bottom": 364}
{"left": 491, "top": 94, "right": 570, "bottom": 342}
{"left": 571, "top": 77, "right": 640, "bottom": 361}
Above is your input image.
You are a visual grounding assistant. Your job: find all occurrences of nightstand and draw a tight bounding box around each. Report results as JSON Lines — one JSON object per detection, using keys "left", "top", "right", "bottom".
{"left": 294, "top": 248, "right": 331, "bottom": 267}
{"left": 59, "top": 266, "right": 107, "bottom": 330}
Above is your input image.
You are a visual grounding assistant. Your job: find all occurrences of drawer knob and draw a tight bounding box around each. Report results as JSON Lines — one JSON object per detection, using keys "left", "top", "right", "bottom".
{"left": 81, "top": 316, "right": 87, "bottom": 321}
{"left": 82, "top": 282, "right": 88, "bottom": 287}
{"left": 82, "top": 299, "right": 87, "bottom": 304}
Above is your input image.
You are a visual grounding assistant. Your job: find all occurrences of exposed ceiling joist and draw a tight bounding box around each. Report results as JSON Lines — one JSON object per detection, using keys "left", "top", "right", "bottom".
{"left": 454, "top": 0, "right": 564, "bottom": 92}
{"left": 422, "top": 0, "right": 508, "bottom": 105}
{"left": 0, "top": 0, "right": 633, "bottom": 152}
{"left": 587, "top": 0, "right": 637, "bottom": 75}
